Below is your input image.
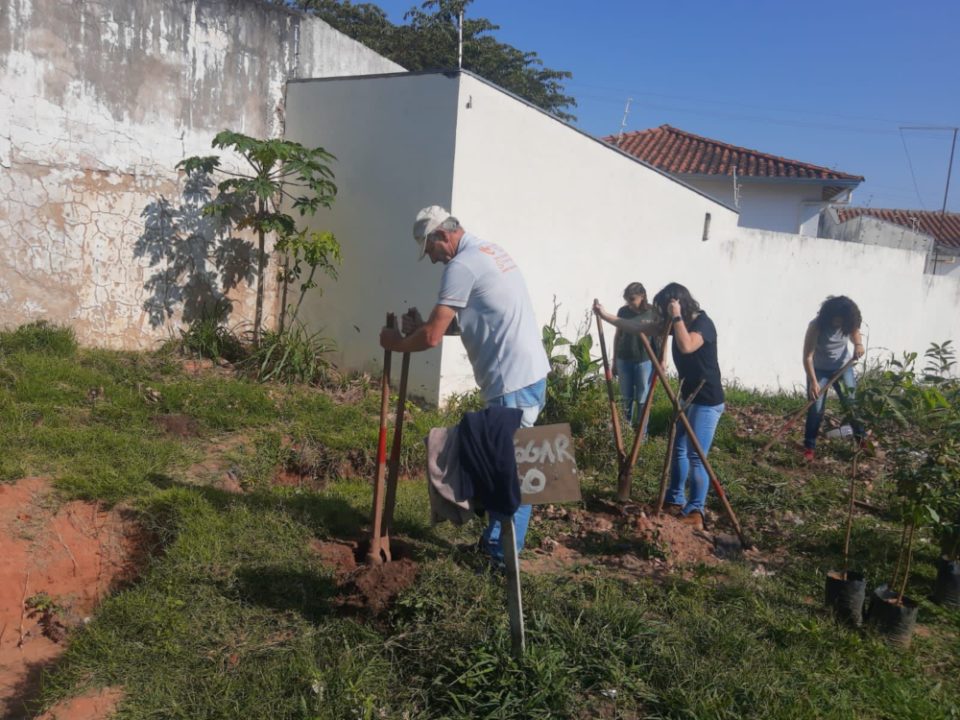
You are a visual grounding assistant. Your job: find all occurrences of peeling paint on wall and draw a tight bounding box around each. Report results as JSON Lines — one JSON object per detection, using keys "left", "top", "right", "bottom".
{"left": 0, "top": 0, "right": 400, "bottom": 348}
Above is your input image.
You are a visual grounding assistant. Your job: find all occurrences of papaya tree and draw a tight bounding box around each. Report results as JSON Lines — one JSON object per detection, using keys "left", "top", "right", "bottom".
{"left": 178, "top": 131, "right": 339, "bottom": 344}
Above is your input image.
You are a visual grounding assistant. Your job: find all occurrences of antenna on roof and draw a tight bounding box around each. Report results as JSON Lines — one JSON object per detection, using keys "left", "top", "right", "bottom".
{"left": 616, "top": 98, "right": 633, "bottom": 146}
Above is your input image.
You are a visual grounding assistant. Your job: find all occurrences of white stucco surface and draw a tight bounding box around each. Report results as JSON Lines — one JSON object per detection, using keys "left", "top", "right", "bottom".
{"left": 0, "top": 0, "right": 400, "bottom": 347}
{"left": 688, "top": 176, "right": 841, "bottom": 236}
{"left": 284, "top": 73, "right": 460, "bottom": 401}
{"left": 286, "top": 71, "right": 960, "bottom": 403}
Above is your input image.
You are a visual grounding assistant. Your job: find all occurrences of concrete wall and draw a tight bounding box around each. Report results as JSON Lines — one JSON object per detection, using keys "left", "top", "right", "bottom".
{"left": 443, "top": 73, "right": 739, "bottom": 399}
{"left": 286, "top": 71, "right": 960, "bottom": 402}
{"left": 284, "top": 73, "right": 460, "bottom": 401}
{"left": 819, "top": 208, "right": 960, "bottom": 278}
{"left": 686, "top": 176, "right": 839, "bottom": 236}
{"left": 0, "top": 0, "right": 400, "bottom": 347}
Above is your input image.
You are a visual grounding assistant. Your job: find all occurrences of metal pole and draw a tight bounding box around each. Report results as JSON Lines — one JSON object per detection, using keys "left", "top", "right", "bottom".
{"left": 938, "top": 128, "right": 958, "bottom": 241}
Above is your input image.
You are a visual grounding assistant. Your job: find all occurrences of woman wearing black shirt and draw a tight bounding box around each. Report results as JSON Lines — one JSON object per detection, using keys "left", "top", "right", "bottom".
{"left": 595, "top": 282, "right": 723, "bottom": 529}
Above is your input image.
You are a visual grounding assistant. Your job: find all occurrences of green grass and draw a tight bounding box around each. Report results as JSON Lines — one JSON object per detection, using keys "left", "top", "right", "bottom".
{"left": 1, "top": 334, "right": 957, "bottom": 719}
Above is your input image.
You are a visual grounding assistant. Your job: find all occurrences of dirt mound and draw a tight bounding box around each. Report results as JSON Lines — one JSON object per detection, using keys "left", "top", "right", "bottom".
{"left": 35, "top": 686, "right": 124, "bottom": 720}
{"left": 526, "top": 504, "right": 721, "bottom": 579}
{"left": 0, "top": 478, "right": 145, "bottom": 720}
{"left": 340, "top": 559, "right": 419, "bottom": 614}
{"left": 308, "top": 540, "right": 418, "bottom": 615}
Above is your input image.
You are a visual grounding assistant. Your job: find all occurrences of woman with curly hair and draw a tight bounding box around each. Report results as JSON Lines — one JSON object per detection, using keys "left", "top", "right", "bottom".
{"left": 802, "top": 295, "right": 866, "bottom": 460}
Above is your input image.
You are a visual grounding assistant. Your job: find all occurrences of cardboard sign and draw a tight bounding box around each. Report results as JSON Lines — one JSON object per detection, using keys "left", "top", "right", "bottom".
{"left": 515, "top": 423, "right": 580, "bottom": 505}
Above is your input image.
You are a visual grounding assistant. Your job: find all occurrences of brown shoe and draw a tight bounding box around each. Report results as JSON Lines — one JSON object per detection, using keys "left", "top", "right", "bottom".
{"left": 679, "top": 511, "right": 704, "bottom": 530}
{"left": 663, "top": 503, "right": 683, "bottom": 517}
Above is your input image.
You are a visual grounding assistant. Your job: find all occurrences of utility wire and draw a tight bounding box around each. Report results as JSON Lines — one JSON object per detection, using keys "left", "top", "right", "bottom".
{"left": 900, "top": 127, "right": 928, "bottom": 209}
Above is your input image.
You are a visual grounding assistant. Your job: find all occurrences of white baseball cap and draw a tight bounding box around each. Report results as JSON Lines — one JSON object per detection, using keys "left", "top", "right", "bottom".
{"left": 413, "top": 206, "right": 452, "bottom": 260}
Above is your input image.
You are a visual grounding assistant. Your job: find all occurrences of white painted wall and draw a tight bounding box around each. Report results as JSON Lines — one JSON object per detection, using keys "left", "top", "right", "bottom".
{"left": 284, "top": 73, "right": 460, "bottom": 401}
{"left": 0, "top": 0, "right": 400, "bottom": 348}
{"left": 686, "top": 176, "right": 839, "bottom": 236}
{"left": 445, "top": 74, "right": 738, "bottom": 400}
{"left": 287, "top": 71, "right": 960, "bottom": 403}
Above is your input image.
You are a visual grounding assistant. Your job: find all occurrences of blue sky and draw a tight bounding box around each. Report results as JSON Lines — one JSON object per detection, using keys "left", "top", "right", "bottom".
{"left": 369, "top": 0, "right": 960, "bottom": 211}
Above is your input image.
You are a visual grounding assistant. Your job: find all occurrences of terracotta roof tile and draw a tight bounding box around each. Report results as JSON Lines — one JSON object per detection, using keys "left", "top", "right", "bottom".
{"left": 606, "top": 125, "right": 864, "bottom": 183}
{"left": 837, "top": 207, "right": 960, "bottom": 249}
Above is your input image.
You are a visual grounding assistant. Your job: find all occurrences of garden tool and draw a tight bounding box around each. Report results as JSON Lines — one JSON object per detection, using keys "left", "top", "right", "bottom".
{"left": 368, "top": 312, "right": 395, "bottom": 565}
{"left": 757, "top": 356, "right": 857, "bottom": 458}
{"left": 617, "top": 323, "right": 671, "bottom": 501}
{"left": 654, "top": 379, "right": 705, "bottom": 515}
{"left": 594, "top": 309, "right": 626, "bottom": 470}
{"left": 635, "top": 332, "right": 752, "bottom": 549}
{"left": 380, "top": 309, "right": 417, "bottom": 561}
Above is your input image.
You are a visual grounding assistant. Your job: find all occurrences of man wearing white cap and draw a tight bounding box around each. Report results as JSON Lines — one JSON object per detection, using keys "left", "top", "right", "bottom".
{"left": 379, "top": 206, "right": 550, "bottom": 563}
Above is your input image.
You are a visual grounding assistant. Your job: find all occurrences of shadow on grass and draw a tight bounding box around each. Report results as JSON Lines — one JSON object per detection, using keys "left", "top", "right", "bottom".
{"left": 231, "top": 566, "right": 338, "bottom": 622}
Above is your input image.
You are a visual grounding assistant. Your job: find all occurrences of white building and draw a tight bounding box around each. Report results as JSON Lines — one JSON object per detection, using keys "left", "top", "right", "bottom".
{"left": 610, "top": 125, "right": 863, "bottom": 237}
{"left": 285, "top": 70, "right": 960, "bottom": 404}
{"left": 821, "top": 207, "right": 960, "bottom": 278}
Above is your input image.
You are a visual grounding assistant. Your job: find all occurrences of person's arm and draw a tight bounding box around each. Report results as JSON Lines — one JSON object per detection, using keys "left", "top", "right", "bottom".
{"left": 850, "top": 328, "right": 865, "bottom": 359}
{"left": 380, "top": 304, "right": 457, "bottom": 352}
{"left": 594, "top": 300, "right": 664, "bottom": 336}
{"left": 803, "top": 321, "right": 820, "bottom": 400}
{"left": 668, "top": 300, "right": 704, "bottom": 354}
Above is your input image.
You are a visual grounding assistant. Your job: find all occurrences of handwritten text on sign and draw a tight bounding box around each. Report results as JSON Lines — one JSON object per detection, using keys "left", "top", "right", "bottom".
{"left": 515, "top": 423, "right": 580, "bottom": 505}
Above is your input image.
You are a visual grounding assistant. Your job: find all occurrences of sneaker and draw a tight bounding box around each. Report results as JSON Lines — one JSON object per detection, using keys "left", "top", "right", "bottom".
{"left": 663, "top": 503, "right": 683, "bottom": 517}
{"left": 802, "top": 448, "right": 815, "bottom": 461}
{"left": 679, "top": 511, "right": 704, "bottom": 530}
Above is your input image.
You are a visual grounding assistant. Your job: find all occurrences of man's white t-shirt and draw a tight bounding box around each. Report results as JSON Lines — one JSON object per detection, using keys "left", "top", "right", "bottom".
{"left": 437, "top": 233, "right": 550, "bottom": 402}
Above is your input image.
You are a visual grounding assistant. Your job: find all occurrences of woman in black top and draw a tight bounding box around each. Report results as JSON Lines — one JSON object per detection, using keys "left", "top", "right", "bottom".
{"left": 594, "top": 282, "right": 723, "bottom": 529}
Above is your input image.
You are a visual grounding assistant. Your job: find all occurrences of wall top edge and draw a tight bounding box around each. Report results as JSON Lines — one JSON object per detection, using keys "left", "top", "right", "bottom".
{"left": 288, "top": 69, "right": 739, "bottom": 216}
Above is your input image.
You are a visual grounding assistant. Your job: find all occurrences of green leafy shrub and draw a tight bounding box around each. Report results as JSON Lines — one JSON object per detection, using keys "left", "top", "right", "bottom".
{"left": 247, "top": 321, "right": 334, "bottom": 384}
{"left": 180, "top": 314, "right": 245, "bottom": 363}
{"left": 855, "top": 340, "right": 960, "bottom": 593}
{"left": 0, "top": 321, "right": 77, "bottom": 357}
{"left": 538, "top": 304, "right": 614, "bottom": 468}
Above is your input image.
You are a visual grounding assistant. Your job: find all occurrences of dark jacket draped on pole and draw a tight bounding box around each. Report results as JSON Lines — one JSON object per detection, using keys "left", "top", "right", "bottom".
{"left": 457, "top": 406, "right": 524, "bottom": 516}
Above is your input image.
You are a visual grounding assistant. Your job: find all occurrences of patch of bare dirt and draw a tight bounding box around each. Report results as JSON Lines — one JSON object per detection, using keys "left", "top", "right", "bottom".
{"left": 183, "top": 434, "right": 252, "bottom": 493}
{"left": 0, "top": 478, "right": 145, "bottom": 720}
{"left": 526, "top": 504, "right": 718, "bottom": 579}
{"left": 35, "top": 686, "right": 124, "bottom": 720}
{"left": 152, "top": 414, "right": 200, "bottom": 439}
{"left": 339, "top": 559, "right": 419, "bottom": 614}
{"left": 308, "top": 539, "right": 419, "bottom": 616}
{"left": 308, "top": 539, "right": 358, "bottom": 579}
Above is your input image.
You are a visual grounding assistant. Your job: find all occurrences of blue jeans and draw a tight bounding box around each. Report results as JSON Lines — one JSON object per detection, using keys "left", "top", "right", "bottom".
{"left": 666, "top": 402, "right": 725, "bottom": 516}
{"left": 481, "top": 378, "right": 546, "bottom": 561}
{"left": 618, "top": 359, "right": 653, "bottom": 425}
{"left": 804, "top": 366, "right": 864, "bottom": 449}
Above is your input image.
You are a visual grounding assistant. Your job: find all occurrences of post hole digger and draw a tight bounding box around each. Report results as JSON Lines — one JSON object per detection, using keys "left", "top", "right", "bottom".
{"left": 593, "top": 299, "right": 751, "bottom": 549}
{"left": 368, "top": 310, "right": 416, "bottom": 565}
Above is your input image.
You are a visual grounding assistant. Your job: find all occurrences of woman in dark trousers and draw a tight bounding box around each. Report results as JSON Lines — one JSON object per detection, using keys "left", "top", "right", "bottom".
{"left": 802, "top": 295, "right": 865, "bottom": 460}
{"left": 595, "top": 282, "right": 723, "bottom": 529}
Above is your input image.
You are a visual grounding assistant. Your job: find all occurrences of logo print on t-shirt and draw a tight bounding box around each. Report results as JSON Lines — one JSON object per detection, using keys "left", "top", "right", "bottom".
{"left": 479, "top": 243, "right": 517, "bottom": 274}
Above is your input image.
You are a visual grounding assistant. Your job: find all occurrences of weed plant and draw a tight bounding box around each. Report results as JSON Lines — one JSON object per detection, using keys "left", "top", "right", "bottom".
{"left": 0, "top": 320, "right": 77, "bottom": 356}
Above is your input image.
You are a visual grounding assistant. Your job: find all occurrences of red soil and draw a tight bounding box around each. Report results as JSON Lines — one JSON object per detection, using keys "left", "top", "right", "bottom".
{"left": 308, "top": 539, "right": 419, "bottom": 615}
{"left": 34, "top": 687, "right": 124, "bottom": 720}
{"left": 0, "top": 478, "right": 144, "bottom": 720}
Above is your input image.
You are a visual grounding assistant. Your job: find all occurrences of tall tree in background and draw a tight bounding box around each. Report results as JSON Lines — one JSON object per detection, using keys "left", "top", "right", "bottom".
{"left": 293, "top": 0, "right": 577, "bottom": 121}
